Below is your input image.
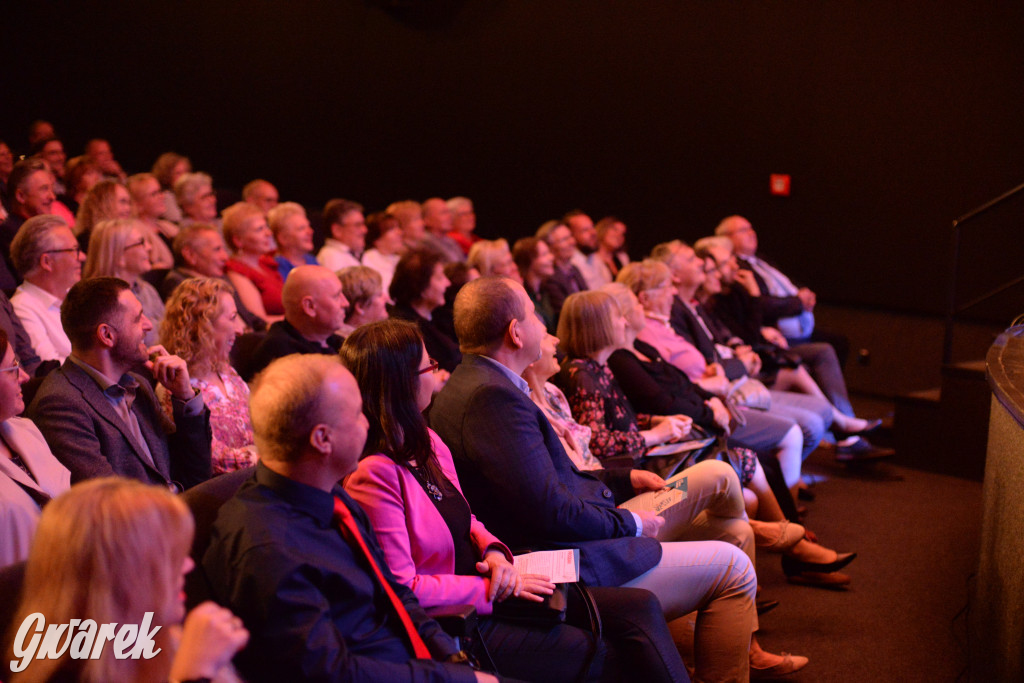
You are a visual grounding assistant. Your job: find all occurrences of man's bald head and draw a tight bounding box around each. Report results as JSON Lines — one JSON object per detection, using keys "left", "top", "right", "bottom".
{"left": 282, "top": 265, "right": 348, "bottom": 338}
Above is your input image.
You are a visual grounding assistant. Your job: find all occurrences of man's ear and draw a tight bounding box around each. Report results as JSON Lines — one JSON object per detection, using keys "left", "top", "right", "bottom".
{"left": 13, "top": 187, "right": 27, "bottom": 207}
{"left": 309, "top": 424, "right": 331, "bottom": 454}
{"left": 96, "top": 322, "right": 118, "bottom": 350}
{"left": 507, "top": 318, "right": 523, "bottom": 350}
{"left": 301, "top": 294, "right": 317, "bottom": 318}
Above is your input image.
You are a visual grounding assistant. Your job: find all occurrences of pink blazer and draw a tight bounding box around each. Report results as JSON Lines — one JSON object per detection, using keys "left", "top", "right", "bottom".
{"left": 345, "top": 429, "right": 511, "bottom": 615}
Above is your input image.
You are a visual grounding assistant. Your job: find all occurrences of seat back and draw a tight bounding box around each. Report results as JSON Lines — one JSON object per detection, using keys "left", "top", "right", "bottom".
{"left": 0, "top": 561, "right": 26, "bottom": 658}
{"left": 179, "top": 467, "right": 254, "bottom": 609}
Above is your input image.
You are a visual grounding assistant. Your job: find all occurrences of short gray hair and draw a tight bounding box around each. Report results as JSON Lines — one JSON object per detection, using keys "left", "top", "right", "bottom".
{"left": 11, "top": 214, "right": 68, "bottom": 276}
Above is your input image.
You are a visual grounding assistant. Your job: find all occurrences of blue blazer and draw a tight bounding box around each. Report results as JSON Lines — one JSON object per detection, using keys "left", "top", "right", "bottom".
{"left": 27, "top": 359, "right": 212, "bottom": 490}
{"left": 428, "top": 354, "right": 661, "bottom": 587}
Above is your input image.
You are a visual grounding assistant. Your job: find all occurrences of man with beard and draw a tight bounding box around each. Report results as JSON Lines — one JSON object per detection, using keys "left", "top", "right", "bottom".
{"left": 27, "top": 277, "right": 212, "bottom": 489}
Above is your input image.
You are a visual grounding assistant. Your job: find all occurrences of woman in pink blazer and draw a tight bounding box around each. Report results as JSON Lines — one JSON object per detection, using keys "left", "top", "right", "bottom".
{"left": 341, "top": 319, "right": 690, "bottom": 682}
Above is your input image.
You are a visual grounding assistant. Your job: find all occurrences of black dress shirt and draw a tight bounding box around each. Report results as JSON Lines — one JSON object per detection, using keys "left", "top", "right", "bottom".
{"left": 243, "top": 319, "right": 343, "bottom": 381}
{"left": 202, "top": 463, "right": 475, "bottom": 683}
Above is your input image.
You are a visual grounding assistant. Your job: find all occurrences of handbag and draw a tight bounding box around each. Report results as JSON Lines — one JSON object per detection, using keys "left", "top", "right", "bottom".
{"left": 726, "top": 375, "right": 771, "bottom": 411}
{"left": 490, "top": 582, "right": 569, "bottom": 626}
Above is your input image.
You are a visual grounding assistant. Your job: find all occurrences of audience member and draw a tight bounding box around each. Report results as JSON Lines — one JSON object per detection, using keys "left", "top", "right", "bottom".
{"left": 389, "top": 198, "right": 427, "bottom": 249}
{"left": 62, "top": 155, "right": 102, "bottom": 214}
{"left": 10, "top": 215, "right": 83, "bottom": 362}
{"left": 160, "top": 278, "right": 257, "bottom": 474}
{"left": 10, "top": 477, "right": 248, "bottom": 682}
{"left": 73, "top": 178, "right": 132, "bottom": 251}
{"left": 30, "top": 137, "right": 67, "bottom": 197}
{"left": 0, "top": 290, "right": 43, "bottom": 378}
{"left": 26, "top": 120, "right": 55, "bottom": 148}
{"left": 152, "top": 151, "right": 191, "bottom": 223}
{"left": 84, "top": 138, "right": 127, "bottom": 182}
{"left": 337, "top": 265, "right": 390, "bottom": 338}
{"left": 268, "top": 201, "right": 317, "bottom": 281}
{"left": 467, "top": 238, "right": 520, "bottom": 283}
{"left": 0, "top": 328, "right": 70, "bottom": 567}
{"left": 389, "top": 249, "right": 461, "bottom": 373}
{"left": 446, "top": 196, "right": 480, "bottom": 255}
{"left": 203, "top": 354, "right": 493, "bottom": 682}
{"left": 421, "top": 197, "right": 465, "bottom": 263}
{"left": 242, "top": 178, "right": 279, "bottom": 214}
{"left": 161, "top": 223, "right": 267, "bottom": 333}
{"left": 563, "top": 209, "right": 602, "bottom": 289}
{"left": 0, "top": 141, "right": 13, "bottom": 209}
{"left": 430, "top": 276, "right": 806, "bottom": 679}
{"left": 27, "top": 277, "right": 212, "bottom": 488}
{"left": 83, "top": 218, "right": 165, "bottom": 345}
{"left": 318, "top": 198, "right": 366, "bottom": 271}
{"left": 223, "top": 201, "right": 284, "bottom": 322}
{"left": 343, "top": 319, "right": 691, "bottom": 682}
{"left": 174, "top": 172, "right": 218, "bottom": 227}
{"left": 127, "top": 172, "right": 178, "bottom": 268}
{"left": 536, "top": 219, "right": 588, "bottom": 327}
{"left": 244, "top": 265, "right": 347, "bottom": 380}
{"left": 0, "top": 158, "right": 57, "bottom": 290}
{"left": 589, "top": 216, "right": 630, "bottom": 287}
{"left": 361, "top": 210, "right": 404, "bottom": 292}
{"left": 512, "top": 235, "right": 556, "bottom": 331}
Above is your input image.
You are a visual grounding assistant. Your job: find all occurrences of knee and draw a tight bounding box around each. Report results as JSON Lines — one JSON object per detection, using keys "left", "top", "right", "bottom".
{"left": 693, "top": 459, "right": 743, "bottom": 498}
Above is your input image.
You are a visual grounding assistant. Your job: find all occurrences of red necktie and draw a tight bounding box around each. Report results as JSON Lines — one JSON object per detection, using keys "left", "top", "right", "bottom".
{"left": 333, "top": 496, "right": 432, "bottom": 660}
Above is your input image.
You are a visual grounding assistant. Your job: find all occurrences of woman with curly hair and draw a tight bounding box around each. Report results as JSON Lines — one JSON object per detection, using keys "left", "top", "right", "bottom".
{"left": 160, "top": 278, "right": 256, "bottom": 474}
{"left": 83, "top": 218, "right": 165, "bottom": 345}
{"left": 73, "top": 178, "right": 132, "bottom": 252}
{"left": 8, "top": 478, "right": 248, "bottom": 683}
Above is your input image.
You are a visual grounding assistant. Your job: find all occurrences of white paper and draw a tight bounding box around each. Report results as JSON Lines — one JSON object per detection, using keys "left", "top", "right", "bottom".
{"left": 513, "top": 549, "right": 579, "bottom": 583}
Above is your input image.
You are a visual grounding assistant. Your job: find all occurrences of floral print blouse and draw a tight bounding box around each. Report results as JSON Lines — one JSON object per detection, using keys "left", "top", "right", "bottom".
{"left": 555, "top": 357, "right": 650, "bottom": 464}
{"left": 532, "top": 381, "right": 603, "bottom": 471}
{"left": 160, "top": 366, "right": 258, "bottom": 475}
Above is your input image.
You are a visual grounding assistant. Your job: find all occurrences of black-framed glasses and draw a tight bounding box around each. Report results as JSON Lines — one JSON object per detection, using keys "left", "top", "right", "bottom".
{"left": 43, "top": 246, "right": 82, "bottom": 257}
{"left": 418, "top": 358, "right": 440, "bottom": 375}
{"left": 0, "top": 357, "right": 21, "bottom": 374}
{"left": 124, "top": 238, "right": 148, "bottom": 251}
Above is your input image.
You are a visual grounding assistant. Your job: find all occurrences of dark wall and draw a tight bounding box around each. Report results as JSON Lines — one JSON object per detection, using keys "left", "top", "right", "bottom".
{"left": 3, "top": 1, "right": 1023, "bottom": 316}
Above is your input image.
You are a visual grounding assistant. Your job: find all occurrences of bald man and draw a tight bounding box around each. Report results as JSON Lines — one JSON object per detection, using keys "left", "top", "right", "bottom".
{"left": 243, "top": 265, "right": 348, "bottom": 380}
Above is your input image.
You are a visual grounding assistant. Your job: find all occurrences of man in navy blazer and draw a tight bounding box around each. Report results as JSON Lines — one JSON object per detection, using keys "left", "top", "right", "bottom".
{"left": 429, "top": 276, "right": 762, "bottom": 681}
{"left": 28, "top": 277, "right": 211, "bottom": 490}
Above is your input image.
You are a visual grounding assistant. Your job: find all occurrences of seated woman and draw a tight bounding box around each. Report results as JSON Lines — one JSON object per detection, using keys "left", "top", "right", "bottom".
{"left": 0, "top": 328, "right": 70, "bottom": 567}
{"left": 361, "top": 211, "right": 404, "bottom": 293}
{"left": 555, "top": 290, "right": 691, "bottom": 464}
{"left": 337, "top": 265, "right": 390, "bottom": 338}
{"left": 512, "top": 236, "right": 557, "bottom": 332}
{"left": 589, "top": 216, "right": 630, "bottom": 288}
{"left": 152, "top": 151, "right": 191, "bottom": 224}
{"left": 389, "top": 248, "right": 461, "bottom": 373}
{"left": 599, "top": 283, "right": 857, "bottom": 586}
{"left": 268, "top": 202, "right": 317, "bottom": 282}
{"left": 62, "top": 156, "right": 102, "bottom": 215}
{"left": 127, "top": 172, "right": 178, "bottom": 269}
{"left": 160, "top": 278, "right": 257, "bottom": 475}
{"left": 8, "top": 477, "right": 248, "bottom": 682}
{"left": 74, "top": 178, "right": 132, "bottom": 252}
{"left": 222, "top": 201, "right": 284, "bottom": 324}
{"left": 173, "top": 171, "right": 219, "bottom": 229}
{"left": 468, "top": 238, "right": 522, "bottom": 283}
{"left": 342, "top": 319, "right": 691, "bottom": 683}
{"left": 620, "top": 259, "right": 833, "bottom": 496}
{"left": 83, "top": 218, "right": 165, "bottom": 345}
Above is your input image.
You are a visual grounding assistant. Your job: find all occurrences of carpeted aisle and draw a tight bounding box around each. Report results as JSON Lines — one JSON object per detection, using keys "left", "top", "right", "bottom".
{"left": 752, "top": 447, "right": 982, "bottom": 682}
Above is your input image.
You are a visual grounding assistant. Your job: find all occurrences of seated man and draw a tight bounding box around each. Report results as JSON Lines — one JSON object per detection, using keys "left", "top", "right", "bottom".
{"left": 429, "top": 276, "right": 803, "bottom": 680}
{"left": 0, "top": 158, "right": 58, "bottom": 290}
{"left": 161, "top": 222, "right": 266, "bottom": 332}
{"left": 10, "top": 215, "right": 85, "bottom": 362}
{"left": 318, "top": 198, "right": 366, "bottom": 272}
{"left": 27, "top": 277, "right": 211, "bottom": 489}
{"left": 203, "top": 354, "right": 492, "bottom": 682}
{"left": 244, "top": 265, "right": 347, "bottom": 380}
{"left": 242, "top": 178, "right": 279, "bottom": 214}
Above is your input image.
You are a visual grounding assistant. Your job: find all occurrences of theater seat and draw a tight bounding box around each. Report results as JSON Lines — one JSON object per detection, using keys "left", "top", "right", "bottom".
{"left": 0, "top": 561, "right": 26, "bottom": 658}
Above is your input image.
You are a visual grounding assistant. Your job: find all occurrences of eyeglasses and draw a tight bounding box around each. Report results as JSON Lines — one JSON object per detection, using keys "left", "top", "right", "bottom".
{"left": 43, "top": 246, "right": 82, "bottom": 257}
{"left": 124, "top": 238, "right": 148, "bottom": 251}
{"left": 0, "top": 357, "right": 22, "bottom": 374}
{"left": 418, "top": 358, "right": 440, "bottom": 375}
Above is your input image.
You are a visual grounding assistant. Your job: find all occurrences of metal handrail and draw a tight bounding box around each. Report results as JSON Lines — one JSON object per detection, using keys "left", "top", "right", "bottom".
{"left": 943, "top": 180, "right": 1024, "bottom": 364}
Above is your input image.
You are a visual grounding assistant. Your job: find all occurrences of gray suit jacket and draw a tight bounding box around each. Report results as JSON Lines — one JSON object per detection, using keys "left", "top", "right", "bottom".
{"left": 27, "top": 360, "right": 212, "bottom": 490}
{"left": 428, "top": 354, "right": 661, "bottom": 587}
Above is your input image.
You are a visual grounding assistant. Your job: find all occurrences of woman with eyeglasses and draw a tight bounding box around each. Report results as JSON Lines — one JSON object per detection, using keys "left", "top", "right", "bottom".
{"left": 83, "top": 218, "right": 165, "bottom": 345}
{"left": 342, "top": 319, "right": 692, "bottom": 682}
{"left": 0, "top": 327, "right": 70, "bottom": 567}
{"left": 73, "top": 178, "right": 133, "bottom": 252}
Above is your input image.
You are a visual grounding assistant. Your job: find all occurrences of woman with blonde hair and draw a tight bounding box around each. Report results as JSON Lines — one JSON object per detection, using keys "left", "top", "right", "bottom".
{"left": 8, "top": 477, "right": 248, "bottom": 683}
{"left": 73, "top": 179, "right": 132, "bottom": 251}
{"left": 222, "top": 201, "right": 283, "bottom": 324}
{"left": 467, "top": 238, "right": 522, "bottom": 283}
{"left": 83, "top": 218, "right": 164, "bottom": 345}
{"left": 160, "top": 278, "right": 256, "bottom": 474}
{"left": 151, "top": 152, "right": 191, "bottom": 223}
